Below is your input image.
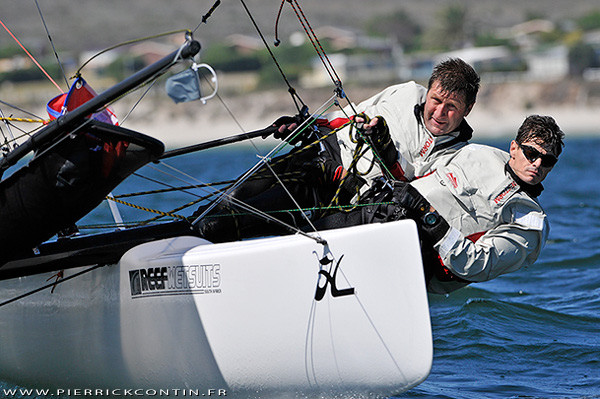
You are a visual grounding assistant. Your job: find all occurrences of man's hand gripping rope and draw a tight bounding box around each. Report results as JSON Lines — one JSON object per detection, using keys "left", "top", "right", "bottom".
{"left": 353, "top": 113, "right": 398, "bottom": 173}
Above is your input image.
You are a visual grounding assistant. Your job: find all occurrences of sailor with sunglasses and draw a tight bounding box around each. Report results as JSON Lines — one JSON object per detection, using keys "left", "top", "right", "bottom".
{"left": 410, "top": 114, "right": 564, "bottom": 293}
{"left": 311, "top": 114, "right": 565, "bottom": 294}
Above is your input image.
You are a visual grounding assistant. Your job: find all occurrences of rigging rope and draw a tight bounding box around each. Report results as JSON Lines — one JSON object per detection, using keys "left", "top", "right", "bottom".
{"left": 116, "top": 115, "right": 383, "bottom": 237}
{"left": 240, "top": 0, "right": 307, "bottom": 115}
{"left": 194, "top": 0, "right": 222, "bottom": 32}
{"left": 0, "top": 106, "right": 43, "bottom": 153}
{"left": 76, "top": 29, "right": 191, "bottom": 76}
{"left": 288, "top": 0, "right": 342, "bottom": 86}
{"left": 201, "top": 201, "right": 394, "bottom": 220}
{"left": 34, "top": 0, "right": 69, "bottom": 90}
{"left": 105, "top": 196, "right": 188, "bottom": 221}
{"left": 0, "top": 0, "right": 384, "bottom": 249}
{"left": 273, "top": 0, "right": 357, "bottom": 114}
{"left": 0, "top": 265, "right": 104, "bottom": 308}
{"left": 0, "top": 17, "right": 63, "bottom": 93}
{"left": 158, "top": 160, "right": 328, "bottom": 245}
{"left": 0, "top": 98, "right": 40, "bottom": 117}
{"left": 188, "top": 95, "right": 338, "bottom": 227}
{"left": 269, "top": 0, "right": 398, "bottom": 192}
{"left": 0, "top": 117, "right": 47, "bottom": 124}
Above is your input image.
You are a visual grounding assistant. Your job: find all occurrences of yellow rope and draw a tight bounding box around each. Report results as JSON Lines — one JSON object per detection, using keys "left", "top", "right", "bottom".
{"left": 103, "top": 112, "right": 387, "bottom": 227}
{"left": 0, "top": 117, "right": 47, "bottom": 124}
{"left": 111, "top": 179, "right": 234, "bottom": 198}
{"left": 105, "top": 196, "right": 187, "bottom": 220}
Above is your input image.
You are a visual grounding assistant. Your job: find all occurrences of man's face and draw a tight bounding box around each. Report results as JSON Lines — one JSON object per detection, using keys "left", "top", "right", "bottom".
{"left": 508, "top": 139, "right": 558, "bottom": 185}
{"left": 423, "top": 81, "right": 473, "bottom": 136}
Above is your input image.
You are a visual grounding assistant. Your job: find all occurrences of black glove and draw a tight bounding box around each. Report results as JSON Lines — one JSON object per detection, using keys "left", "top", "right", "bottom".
{"left": 392, "top": 182, "right": 450, "bottom": 244}
{"left": 265, "top": 114, "right": 314, "bottom": 145}
{"left": 355, "top": 114, "right": 398, "bottom": 168}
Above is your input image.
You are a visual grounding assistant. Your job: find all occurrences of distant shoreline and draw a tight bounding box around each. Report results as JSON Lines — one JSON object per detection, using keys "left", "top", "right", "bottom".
{"left": 3, "top": 81, "right": 598, "bottom": 148}
{"left": 121, "top": 82, "right": 599, "bottom": 147}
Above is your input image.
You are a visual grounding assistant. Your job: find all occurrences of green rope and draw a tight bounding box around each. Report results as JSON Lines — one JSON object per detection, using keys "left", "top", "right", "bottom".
{"left": 199, "top": 201, "right": 393, "bottom": 220}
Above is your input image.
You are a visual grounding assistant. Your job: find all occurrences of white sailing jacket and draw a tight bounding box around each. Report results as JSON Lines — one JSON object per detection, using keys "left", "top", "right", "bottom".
{"left": 410, "top": 144, "right": 549, "bottom": 294}
{"left": 318, "top": 81, "right": 471, "bottom": 187}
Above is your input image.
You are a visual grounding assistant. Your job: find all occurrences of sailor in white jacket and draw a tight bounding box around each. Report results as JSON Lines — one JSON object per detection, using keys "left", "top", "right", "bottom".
{"left": 321, "top": 80, "right": 473, "bottom": 185}
{"left": 313, "top": 115, "right": 565, "bottom": 294}
{"left": 412, "top": 142, "right": 551, "bottom": 294}
{"left": 312, "top": 58, "right": 479, "bottom": 188}
{"left": 195, "top": 59, "right": 480, "bottom": 242}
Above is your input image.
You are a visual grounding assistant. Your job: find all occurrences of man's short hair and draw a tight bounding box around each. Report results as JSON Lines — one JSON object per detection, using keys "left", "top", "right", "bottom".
{"left": 428, "top": 58, "right": 480, "bottom": 107}
{"left": 516, "top": 115, "right": 565, "bottom": 157}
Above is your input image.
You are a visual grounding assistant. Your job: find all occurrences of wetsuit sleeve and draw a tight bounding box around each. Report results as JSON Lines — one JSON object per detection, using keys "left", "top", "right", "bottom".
{"left": 434, "top": 217, "right": 547, "bottom": 282}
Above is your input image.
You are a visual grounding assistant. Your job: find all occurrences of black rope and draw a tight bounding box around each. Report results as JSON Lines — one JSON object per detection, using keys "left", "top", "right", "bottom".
{"left": 273, "top": 0, "right": 287, "bottom": 46}
{"left": 239, "top": 0, "right": 307, "bottom": 114}
{"left": 35, "top": 0, "right": 69, "bottom": 90}
{"left": 273, "top": 0, "right": 357, "bottom": 115}
{"left": 289, "top": 0, "right": 340, "bottom": 85}
{"left": 193, "top": 0, "right": 222, "bottom": 33}
{"left": 0, "top": 99, "right": 44, "bottom": 121}
{"left": 0, "top": 264, "right": 104, "bottom": 308}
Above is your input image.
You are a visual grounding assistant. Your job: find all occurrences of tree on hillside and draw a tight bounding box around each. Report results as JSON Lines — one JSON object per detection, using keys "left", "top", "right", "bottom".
{"left": 421, "top": 4, "right": 470, "bottom": 51}
{"left": 576, "top": 9, "right": 600, "bottom": 31}
{"left": 201, "top": 43, "right": 262, "bottom": 72}
{"left": 568, "top": 41, "right": 599, "bottom": 77}
{"left": 524, "top": 11, "right": 547, "bottom": 22}
{"left": 443, "top": 5, "right": 469, "bottom": 44}
{"left": 365, "top": 9, "right": 422, "bottom": 52}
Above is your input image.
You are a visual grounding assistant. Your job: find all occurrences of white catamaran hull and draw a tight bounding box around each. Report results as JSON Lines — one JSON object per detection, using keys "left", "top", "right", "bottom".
{"left": 0, "top": 220, "right": 432, "bottom": 397}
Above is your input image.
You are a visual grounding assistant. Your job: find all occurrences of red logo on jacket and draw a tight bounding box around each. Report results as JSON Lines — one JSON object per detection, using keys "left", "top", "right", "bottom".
{"left": 494, "top": 181, "right": 518, "bottom": 204}
{"left": 446, "top": 172, "right": 458, "bottom": 188}
{"left": 419, "top": 137, "right": 434, "bottom": 157}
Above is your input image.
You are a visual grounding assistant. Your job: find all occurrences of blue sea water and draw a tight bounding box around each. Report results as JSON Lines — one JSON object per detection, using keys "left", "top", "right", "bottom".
{"left": 395, "top": 136, "right": 600, "bottom": 399}
{"left": 1, "top": 136, "right": 599, "bottom": 398}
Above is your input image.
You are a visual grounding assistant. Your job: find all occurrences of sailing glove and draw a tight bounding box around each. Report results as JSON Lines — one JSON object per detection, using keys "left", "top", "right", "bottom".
{"left": 392, "top": 182, "right": 450, "bottom": 245}
{"left": 267, "top": 114, "right": 313, "bottom": 145}
{"left": 355, "top": 114, "right": 398, "bottom": 168}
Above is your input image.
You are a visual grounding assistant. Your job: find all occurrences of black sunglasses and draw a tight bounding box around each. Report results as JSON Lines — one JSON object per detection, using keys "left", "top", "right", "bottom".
{"left": 519, "top": 144, "right": 558, "bottom": 167}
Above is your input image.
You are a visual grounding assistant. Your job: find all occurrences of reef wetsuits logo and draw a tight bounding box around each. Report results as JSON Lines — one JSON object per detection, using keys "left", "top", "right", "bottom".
{"left": 129, "top": 264, "right": 221, "bottom": 298}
